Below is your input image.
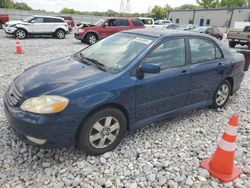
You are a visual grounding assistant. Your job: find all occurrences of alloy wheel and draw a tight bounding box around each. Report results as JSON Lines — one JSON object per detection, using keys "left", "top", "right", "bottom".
{"left": 216, "top": 84, "right": 229, "bottom": 106}
{"left": 57, "top": 30, "right": 65, "bottom": 39}
{"left": 89, "top": 35, "right": 97, "bottom": 44}
{"left": 16, "top": 30, "right": 25, "bottom": 39}
{"left": 89, "top": 116, "right": 120, "bottom": 149}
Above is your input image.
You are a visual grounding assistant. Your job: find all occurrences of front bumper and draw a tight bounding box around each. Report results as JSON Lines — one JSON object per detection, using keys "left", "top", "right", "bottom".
{"left": 74, "top": 32, "right": 84, "bottom": 41}
{"left": 3, "top": 93, "right": 83, "bottom": 148}
{"left": 4, "top": 26, "right": 17, "bottom": 35}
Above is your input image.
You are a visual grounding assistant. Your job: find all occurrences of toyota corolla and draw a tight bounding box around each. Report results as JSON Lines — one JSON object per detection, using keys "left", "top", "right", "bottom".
{"left": 4, "top": 29, "right": 245, "bottom": 155}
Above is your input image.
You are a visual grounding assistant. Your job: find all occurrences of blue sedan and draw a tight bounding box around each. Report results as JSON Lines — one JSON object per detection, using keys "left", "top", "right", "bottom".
{"left": 4, "top": 29, "right": 245, "bottom": 155}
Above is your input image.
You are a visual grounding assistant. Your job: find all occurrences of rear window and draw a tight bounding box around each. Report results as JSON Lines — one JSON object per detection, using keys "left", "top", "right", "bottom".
{"left": 132, "top": 19, "right": 144, "bottom": 26}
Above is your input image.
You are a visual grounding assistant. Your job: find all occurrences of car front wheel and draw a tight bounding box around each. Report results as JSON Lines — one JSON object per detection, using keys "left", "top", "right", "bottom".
{"left": 77, "top": 108, "right": 127, "bottom": 155}
{"left": 55, "top": 29, "right": 66, "bottom": 39}
{"left": 211, "top": 80, "right": 231, "bottom": 109}
{"left": 15, "top": 29, "right": 26, "bottom": 39}
{"left": 85, "top": 33, "right": 98, "bottom": 45}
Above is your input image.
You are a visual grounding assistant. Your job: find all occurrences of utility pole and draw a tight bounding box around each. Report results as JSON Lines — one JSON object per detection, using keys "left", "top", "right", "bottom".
{"left": 120, "top": 0, "right": 125, "bottom": 13}
{"left": 125, "top": 0, "right": 131, "bottom": 13}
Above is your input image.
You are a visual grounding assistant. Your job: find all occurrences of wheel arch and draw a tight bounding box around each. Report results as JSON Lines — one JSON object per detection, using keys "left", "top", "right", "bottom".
{"left": 224, "top": 76, "right": 234, "bottom": 95}
{"left": 84, "top": 31, "right": 100, "bottom": 40}
{"left": 75, "top": 102, "right": 130, "bottom": 141}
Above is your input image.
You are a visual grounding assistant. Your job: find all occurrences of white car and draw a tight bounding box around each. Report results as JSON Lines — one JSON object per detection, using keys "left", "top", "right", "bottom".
{"left": 153, "top": 20, "right": 172, "bottom": 29}
{"left": 138, "top": 17, "right": 154, "bottom": 28}
{"left": 4, "top": 15, "right": 69, "bottom": 39}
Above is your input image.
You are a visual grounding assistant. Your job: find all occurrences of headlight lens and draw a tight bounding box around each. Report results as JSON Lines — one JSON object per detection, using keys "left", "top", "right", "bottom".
{"left": 20, "top": 95, "right": 69, "bottom": 114}
{"left": 79, "top": 29, "right": 85, "bottom": 33}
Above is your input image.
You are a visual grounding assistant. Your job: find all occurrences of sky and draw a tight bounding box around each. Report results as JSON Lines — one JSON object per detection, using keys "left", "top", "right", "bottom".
{"left": 15, "top": 0, "right": 197, "bottom": 13}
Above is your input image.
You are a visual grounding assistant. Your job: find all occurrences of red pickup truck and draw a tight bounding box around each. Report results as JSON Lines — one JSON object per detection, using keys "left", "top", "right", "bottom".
{"left": 0, "top": 14, "right": 9, "bottom": 29}
{"left": 75, "top": 17, "right": 145, "bottom": 44}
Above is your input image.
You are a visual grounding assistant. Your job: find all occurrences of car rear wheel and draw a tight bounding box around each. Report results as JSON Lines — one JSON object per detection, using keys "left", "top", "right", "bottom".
{"left": 85, "top": 33, "right": 98, "bottom": 45}
{"left": 55, "top": 29, "right": 66, "bottom": 39}
{"left": 77, "top": 108, "right": 127, "bottom": 155}
{"left": 211, "top": 80, "right": 231, "bottom": 109}
{"left": 15, "top": 29, "right": 26, "bottom": 39}
{"left": 229, "top": 41, "right": 236, "bottom": 48}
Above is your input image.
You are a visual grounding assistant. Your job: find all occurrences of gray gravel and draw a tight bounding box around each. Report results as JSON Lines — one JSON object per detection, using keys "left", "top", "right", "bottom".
{"left": 0, "top": 30, "right": 249, "bottom": 188}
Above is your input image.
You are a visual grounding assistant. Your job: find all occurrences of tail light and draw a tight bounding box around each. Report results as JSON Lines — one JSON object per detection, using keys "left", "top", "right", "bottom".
{"left": 247, "top": 34, "right": 250, "bottom": 38}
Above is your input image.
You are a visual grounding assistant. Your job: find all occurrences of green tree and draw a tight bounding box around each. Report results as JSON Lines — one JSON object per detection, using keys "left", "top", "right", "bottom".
{"left": 176, "top": 4, "right": 200, "bottom": 10}
{"left": 0, "top": 0, "right": 14, "bottom": 8}
{"left": 220, "top": 0, "right": 247, "bottom": 8}
{"left": 196, "top": 0, "right": 220, "bottom": 8}
{"left": 14, "top": 2, "right": 32, "bottom": 10}
{"left": 150, "top": 5, "right": 167, "bottom": 20}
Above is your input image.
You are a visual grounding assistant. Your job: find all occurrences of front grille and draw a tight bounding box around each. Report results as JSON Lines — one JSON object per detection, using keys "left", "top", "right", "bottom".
{"left": 6, "top": 83, "right": 22, "bottom": 107}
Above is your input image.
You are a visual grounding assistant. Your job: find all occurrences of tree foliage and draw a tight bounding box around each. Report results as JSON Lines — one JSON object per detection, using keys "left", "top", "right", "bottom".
{"left": 0, "top": 0, "right": 32, "bottom": 10}
{"left": 220, "top": 0, "right": 247, "bottom": 8}
{"left": 176, "top": 4, "right": 201, "bottom": 10}
{"left": 196, "top": 0, "right": 220, "bottom": 8}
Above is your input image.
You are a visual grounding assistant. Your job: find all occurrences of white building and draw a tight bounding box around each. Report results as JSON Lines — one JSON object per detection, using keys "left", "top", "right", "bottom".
{"left": 168, "top": 8, "right": 250, "bottom": 28}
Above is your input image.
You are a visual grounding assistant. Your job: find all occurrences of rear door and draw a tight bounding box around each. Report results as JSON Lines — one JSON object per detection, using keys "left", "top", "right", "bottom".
{"left": 188, "top": 37, "right": 225, "bottom": 104}
{"left": 135, "top": 37, "right": 190, "bottom": 120}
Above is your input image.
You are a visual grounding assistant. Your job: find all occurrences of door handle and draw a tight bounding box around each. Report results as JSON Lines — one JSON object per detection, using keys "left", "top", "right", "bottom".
{"left": 180, "top": 70, "right": 188, "bottom": 75}
{"left": 217, "top": 62, "right": 222, "bottom": 66}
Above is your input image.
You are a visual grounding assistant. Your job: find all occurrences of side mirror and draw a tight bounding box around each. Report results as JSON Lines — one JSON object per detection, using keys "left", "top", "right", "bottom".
{"left": 138, "top": 63, "right": 160, "bottom": 74}
{"left": 103, "top": 22, "right": 108, "bottom": 27}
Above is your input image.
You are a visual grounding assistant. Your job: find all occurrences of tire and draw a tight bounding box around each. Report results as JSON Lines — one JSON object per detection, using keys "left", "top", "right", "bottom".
{"left": 77, "top": 107, "right": 127, "bottom": 155}
{"left": 55, "top": 29, "right": 66, "bottom": 39}
{"left": 229, "top": 41, "right": 236, "bottom": 48}
{"left": 0, "top": 22, "right": 2, "bottom": 29}
{"left": 85, "top": 33, "right": 98, "bottom": 45}
{"left": 211, "top": 80, "right": 231, "bottom": 109}
{"left": 15, "top": 29, "right": 26, "bottom": 39}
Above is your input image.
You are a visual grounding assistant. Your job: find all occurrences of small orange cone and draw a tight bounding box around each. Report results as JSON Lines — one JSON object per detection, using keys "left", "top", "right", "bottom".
{"left": 200, "top": 114, "right": 241, "bottom": 182}
{"left": 16, "top": 38, "right": 23, "bottom": 54}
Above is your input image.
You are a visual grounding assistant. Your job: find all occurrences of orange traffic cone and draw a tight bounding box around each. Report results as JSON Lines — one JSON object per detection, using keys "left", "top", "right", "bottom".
{"left": 200, "top": 114, "right": 241, "bottom": 182}
{"left": 16, "top": 38, "right": 23, "bottom": 54}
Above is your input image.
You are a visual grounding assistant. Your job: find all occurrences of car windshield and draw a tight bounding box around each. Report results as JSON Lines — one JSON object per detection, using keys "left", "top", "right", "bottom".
{"left": 95, "top": 18, "right": 106, "bottom": 26}
{"left": 73, "top": 33, "right": 155, "bottom": 73}
{"left": 22, "top": 16, "right": 34, "bottom": 22}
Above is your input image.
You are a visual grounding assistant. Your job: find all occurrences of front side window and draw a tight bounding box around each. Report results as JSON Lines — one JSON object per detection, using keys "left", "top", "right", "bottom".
{"left": 143, "top": 38, "right": 186, "bottom": 70}
{"left": 189, "top": 38, "right": 223, "bottom": 64}
{"left": 32, "top": 17, "right": 44, "bottom": 23}
{"left": 132, "top": 19, "right": 144, "bottom": 26}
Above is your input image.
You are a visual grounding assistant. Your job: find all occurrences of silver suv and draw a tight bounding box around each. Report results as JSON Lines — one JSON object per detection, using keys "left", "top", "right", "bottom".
{"left": 4, "top": 15, "right": 69, "bottom": 39}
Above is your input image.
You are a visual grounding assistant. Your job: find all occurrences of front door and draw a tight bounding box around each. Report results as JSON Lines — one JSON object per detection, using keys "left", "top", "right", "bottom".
{"left": 188, "top": 37, "right": 225, "bottom": 104}
{"left": 29, "top": 17, "right": 45, "bottom": 33}
{"left": 100, "top": 19, "right": 119, "bottom": 38}
{"left": 199, "top": 18, "right": 204, "bottom": 26}
{"left": 135, "top": 38, "right": 190, "bottom": 120}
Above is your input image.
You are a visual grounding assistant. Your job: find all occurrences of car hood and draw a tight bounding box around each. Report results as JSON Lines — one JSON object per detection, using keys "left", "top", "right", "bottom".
{"left": 5, "top": 20, "right": 27, "bottom": 26}
{"left": 14, "top": 56, "right": 111, "bottom": 97}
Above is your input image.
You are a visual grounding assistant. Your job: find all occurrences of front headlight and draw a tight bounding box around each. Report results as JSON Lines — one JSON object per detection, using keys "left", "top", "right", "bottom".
{"left": 20, "top": 95, "right": 69, "bottom": 114}
{"left": 79, "top": 29, "right": 85, "bottom": 33}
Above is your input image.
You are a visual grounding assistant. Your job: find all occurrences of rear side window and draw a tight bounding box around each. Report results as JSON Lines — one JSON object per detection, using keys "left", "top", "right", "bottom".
{"left": 143, "top": 38, "right": 186, "bottom": 70}
{"left": 44, "top": 18, "right": 64, "bottom": 23}
{"left": 189, "top": 38, "right": 223, "bottom": 63}
{"left": 115, "top": 19, "right": 129, "bottom": 26}
{"left": 132, "top": 19, "right": 144, "bottom": 26}
{"left": 141, "top": 19, "right": 153, "bottom": 25}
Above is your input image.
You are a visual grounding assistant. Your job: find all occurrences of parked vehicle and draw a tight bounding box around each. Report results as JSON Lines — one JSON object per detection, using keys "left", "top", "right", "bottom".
{"left": 193, "top": 26, "right": 223, "bottom": 40}
{"left": 74, "top": 17, "right": 144, "bottom": 44}
{"left": 227, "top": 26, "right": 250, "bottom": 49}
{"left": 4, "top": 15, "right": 69, "bottom": 39}
{"left": 4, "top": 29, "right": 245, "bottom": 155}
{"left": 59, "top": 15, "right": 75, "bottom": 31}
{"left": 177, "top": 24, "right": 197, "bottom": 31}
{"left": 0, "top": 14, "right": 9, "bottom": 29}
{"left": 138, "top": 17, "right": 154, "bottom": 28}
{"left": 153, "top": 19, "right": 172, "bottom": 29}
{"left": 166, "top": 23, "right": 180, "bottom": 29}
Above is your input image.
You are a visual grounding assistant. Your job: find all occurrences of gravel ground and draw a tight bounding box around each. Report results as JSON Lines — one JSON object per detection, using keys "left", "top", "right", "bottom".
{"left": 0, "top": 30, "right": 249, "bottom": 188}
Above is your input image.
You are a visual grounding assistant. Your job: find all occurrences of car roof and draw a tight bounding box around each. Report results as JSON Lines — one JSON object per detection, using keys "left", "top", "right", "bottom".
{"left": 122, "top": 28, "right": 212, "bottom": 38}
{"left": 33, "top": 15, "right": 64, "bottom": 20}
